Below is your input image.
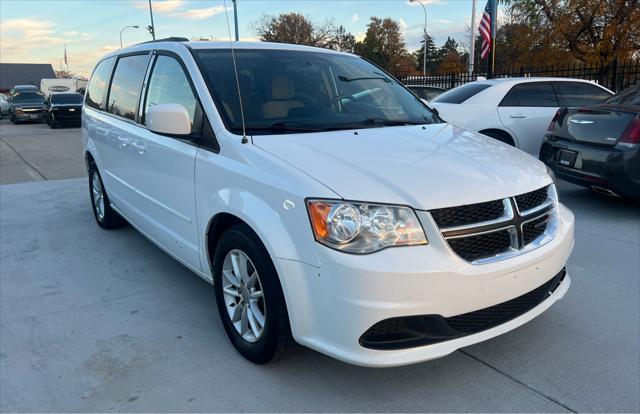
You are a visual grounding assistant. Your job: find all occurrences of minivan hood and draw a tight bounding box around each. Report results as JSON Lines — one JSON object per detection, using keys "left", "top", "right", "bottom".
{"left": 253, "top": 124, "right": 551, "bottom": 210}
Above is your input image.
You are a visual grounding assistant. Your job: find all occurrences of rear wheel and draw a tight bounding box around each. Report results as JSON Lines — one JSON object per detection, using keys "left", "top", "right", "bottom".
{"left": 88, "top": 161, "right": 126, "bottom": 229}
{"left": 213, "top": 224, "right": 293, "bottom": 364}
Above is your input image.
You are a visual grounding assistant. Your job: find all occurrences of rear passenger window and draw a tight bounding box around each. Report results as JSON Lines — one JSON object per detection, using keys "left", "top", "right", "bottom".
{"left": 144, "top": 55, "right": 202, "bottom": 133}
{"left": 554, "top": 82, "right": 612, "bottom": 107}
{"left": 107, "top": 54, "right": 149, "bottom": 120}
{"left": 501, "top": 82, "right": 558, "bottom": 107}
{"left": 431, "top": 83, "right": 491, "bottom": 104}
{"left": 85, "top": 57, "right": 114, "bottom": 110}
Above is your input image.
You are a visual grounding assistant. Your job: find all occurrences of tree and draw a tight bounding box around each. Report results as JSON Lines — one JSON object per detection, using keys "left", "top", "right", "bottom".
{"left": 332, "top": 25, "right": 356, "bottom": 52}
{"left": 414, "top": 31, "right": 439, "bottom": 72}
{"left": 253, "top": 13, "right": 335, "bottom": 48}
{"left": 437, "top": 37, "right": 465, "bottom": 74}
{"left": 505, "top": 0, "right": 640, "bottom": 64}
{"left": 55, "top": 70, "right": 75, "bottom": 79}
{"left": 355, "top": 17, "right": 413, "bottom": 76}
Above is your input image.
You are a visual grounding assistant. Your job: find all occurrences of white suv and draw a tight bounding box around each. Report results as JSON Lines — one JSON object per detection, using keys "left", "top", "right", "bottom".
{"left": 82, "top": 40, "right": 575, "bottom": 367}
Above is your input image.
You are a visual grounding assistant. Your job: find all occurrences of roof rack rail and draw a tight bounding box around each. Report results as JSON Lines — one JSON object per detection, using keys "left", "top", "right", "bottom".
{"left": 139, "top": 37, "right": 190, "bottom": 44}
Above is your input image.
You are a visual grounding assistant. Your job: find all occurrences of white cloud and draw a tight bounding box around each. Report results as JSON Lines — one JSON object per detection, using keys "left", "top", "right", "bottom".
{"left": 351, "top": 14, "right": 359, "bottom": 22}
{"left": 436, "top": 19, "right": 452, "bottom": 24}
{"left": 405, "top": 0, "right": 442, "bottom": 6}
{"left": 133, "top": 0, "right": 185, "bottom": 12}
{"left": 170, "top": 5, "right": 225, "bottom": 20}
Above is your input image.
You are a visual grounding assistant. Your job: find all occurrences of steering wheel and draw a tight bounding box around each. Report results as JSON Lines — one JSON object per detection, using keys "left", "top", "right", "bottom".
{"left": 325, "top": 95, "right": 357, "bottom": 108}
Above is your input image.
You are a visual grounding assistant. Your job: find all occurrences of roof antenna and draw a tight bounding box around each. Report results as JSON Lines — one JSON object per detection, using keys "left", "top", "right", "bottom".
{"left": 223, "top": 0, "right": 248, "bottom": 144}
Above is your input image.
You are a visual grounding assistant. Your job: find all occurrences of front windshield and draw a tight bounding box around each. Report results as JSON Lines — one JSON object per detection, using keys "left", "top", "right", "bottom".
{"left": 193, "top": 49, "right": 441, "bottom": 134}
{"left": 12, "top": 92, "right": 44, "bottom": 104}
{"left": 51, "top": 93, "right": 83, "bottom": 104}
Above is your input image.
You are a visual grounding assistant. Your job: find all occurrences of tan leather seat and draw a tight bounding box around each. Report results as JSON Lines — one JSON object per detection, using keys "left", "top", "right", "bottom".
{"left": 262, "top": 76, "right": 304, "bottom": 119}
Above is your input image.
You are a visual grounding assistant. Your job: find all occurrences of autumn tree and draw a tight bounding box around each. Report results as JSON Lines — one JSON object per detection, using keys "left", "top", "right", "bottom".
{"left": 355, "top": 17, "right": 414, "bottom": 76}
{"left": 506, "top": 0, "right": 640, "bottom": 64}
{"left": 253, "top": 13, "right": 336, "bottom": 48}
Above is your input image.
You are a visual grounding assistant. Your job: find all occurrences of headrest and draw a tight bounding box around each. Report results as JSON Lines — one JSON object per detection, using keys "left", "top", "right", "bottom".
{"left": 271, "top": 76, "right": 295, "bottom": 100}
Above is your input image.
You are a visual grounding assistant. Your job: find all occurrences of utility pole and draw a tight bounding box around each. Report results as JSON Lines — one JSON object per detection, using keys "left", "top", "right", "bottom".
{"left": 147, "top": 0, "right": 156, "bottom": 40}
{"left": 410, "top": 0, "right": 427, "bottom": 78}
{"left": 232, "top": 0, "right": 239, "bottom": 41}
{"left": 469, "top": 0, "right": 476, "bottom": 74}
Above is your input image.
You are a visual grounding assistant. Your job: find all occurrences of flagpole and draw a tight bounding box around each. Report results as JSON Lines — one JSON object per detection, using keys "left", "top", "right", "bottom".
{"left": 488, "top": 0, "right": 497, "bottom": 78}
{"left": 469, "top": 0, "right": 476, "bottom": 74}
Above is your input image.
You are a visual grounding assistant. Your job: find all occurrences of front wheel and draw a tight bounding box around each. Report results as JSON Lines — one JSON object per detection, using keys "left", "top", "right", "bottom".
{"left": 213, "top": 224, "right": 293, "bottom": 364}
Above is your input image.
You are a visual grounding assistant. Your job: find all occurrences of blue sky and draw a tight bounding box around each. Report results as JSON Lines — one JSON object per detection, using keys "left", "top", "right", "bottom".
{"left": 1, "top": 0, "right": 482, "bottom": 76}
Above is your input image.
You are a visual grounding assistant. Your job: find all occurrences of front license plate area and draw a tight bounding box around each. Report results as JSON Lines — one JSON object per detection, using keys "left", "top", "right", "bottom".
{"left": 558, "top": 149, "right": 578, "bottom": 167}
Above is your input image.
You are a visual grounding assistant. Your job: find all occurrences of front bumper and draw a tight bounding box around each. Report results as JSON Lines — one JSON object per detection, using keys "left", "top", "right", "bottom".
{"left": 276, "top": 204, "right": 574, "bottom": 367}
{"left": 13, "top": 111, "right": 44, "bottom": 121}
{"left": 540, "top": 139, "right": 640, "bottom": 199}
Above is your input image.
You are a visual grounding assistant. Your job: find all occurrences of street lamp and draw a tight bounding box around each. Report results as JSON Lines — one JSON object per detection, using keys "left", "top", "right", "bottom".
{"left": 410, "top": 0, "right": 427, "bottom": 78}
{"left": 120, "top": 25, "right": 140, "bottom": 48}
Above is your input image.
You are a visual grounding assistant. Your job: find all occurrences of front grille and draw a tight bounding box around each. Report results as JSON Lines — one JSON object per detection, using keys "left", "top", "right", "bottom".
{"left": 447, "top": 230, "right": 512, "bottom": 262}
{"left": 430, "top": 186, "right": 555, "bottom": 264}
{"left": 430, "top": 199, "right": 504, "bottom": 228}
{"left": 359, "top": 268, "right": 566, "bottom": 350}
{"left": 515, "top": 186, "right": 549, "bottom": 212}
{"left": 522, "top": 215, "right": 549, "bottom": 246}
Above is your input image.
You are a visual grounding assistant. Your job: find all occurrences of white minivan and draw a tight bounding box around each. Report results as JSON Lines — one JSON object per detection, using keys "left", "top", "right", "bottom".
{"left": 82, "top": 40, "right": 575, "bottom": 367}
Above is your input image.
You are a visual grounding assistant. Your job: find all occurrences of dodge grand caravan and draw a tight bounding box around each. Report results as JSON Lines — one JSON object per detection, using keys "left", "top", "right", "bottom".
{"left": 82, "top": 40, "right": 574, "bottom": 367}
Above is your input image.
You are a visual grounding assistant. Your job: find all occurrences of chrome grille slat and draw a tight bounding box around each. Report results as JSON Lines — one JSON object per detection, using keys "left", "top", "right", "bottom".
{"left": 429, "top": 185, "right": 557, "bottom": 264}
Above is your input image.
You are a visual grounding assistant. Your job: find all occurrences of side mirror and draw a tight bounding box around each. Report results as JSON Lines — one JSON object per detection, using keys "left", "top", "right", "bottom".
{"left": 147, "top": 103, "right": 191, "bottom": 136}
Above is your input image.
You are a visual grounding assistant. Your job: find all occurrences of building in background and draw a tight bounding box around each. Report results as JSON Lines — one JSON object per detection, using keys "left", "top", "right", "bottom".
{"left": 0, "top": 63, "right": 56, "bottom": 93}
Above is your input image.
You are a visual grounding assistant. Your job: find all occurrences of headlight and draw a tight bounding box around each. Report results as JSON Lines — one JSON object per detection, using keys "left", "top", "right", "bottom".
{"left": 307, "top": 200, "right": 427, "bottom": 254}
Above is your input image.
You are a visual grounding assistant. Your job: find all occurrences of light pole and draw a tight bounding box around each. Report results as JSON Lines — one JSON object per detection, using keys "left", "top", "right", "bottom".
{"left": 232, "top": 0, "right": 239, "bottom": 41}
{"left": 120, "top": 25, "right": 140, "bottom": 48}
{"left": 410, "top": 0, "right": 427, "bottom": 78}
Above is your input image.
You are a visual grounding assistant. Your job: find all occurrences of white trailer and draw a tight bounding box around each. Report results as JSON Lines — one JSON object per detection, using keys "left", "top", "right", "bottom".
{"left": 40, "top": 78, "right": 88, "bottom": 97}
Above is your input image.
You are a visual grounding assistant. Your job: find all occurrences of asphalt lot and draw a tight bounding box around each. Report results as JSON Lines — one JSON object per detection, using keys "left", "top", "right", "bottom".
{"left": 1, "top": 119, "right": 639, "bottom": 412}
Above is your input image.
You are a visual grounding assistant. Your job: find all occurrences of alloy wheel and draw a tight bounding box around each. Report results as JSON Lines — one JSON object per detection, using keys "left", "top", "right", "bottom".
{"left": 222, "top": 249, "right": 266, "bottom": 343}
{"left": 91, "top": 172, "right": 105, "bottom": 221}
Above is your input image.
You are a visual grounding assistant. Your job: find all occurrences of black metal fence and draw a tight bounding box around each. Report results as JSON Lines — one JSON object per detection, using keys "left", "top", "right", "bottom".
{"left": 400, "top": 60, "right": 640, "bottom": 93}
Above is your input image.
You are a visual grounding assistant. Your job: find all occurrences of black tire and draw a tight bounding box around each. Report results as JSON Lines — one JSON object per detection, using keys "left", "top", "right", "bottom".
{"left": 481, "top": 130, "right": 515, "bottom": 146}
{"left": 88, "top": 160, "right": 126, "bottom": 229}
{"left": 10, "top": 114, "right": 19, "bottom": 124}
{"left": 213, "top": 223, "right": 293, "bottom": 364}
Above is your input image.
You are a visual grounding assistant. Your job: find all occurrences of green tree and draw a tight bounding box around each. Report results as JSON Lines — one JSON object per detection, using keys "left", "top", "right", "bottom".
{"left": 332, "top": 25, "right": 356, "bottom": 52}
{"left": 414, "top": 31, "right": 439, "bottom": 72}
{"left": 437, "top": 37, "right": 464, "bottom": 74}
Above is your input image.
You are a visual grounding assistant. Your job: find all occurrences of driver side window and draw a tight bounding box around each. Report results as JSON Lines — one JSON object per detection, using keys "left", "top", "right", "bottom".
{"left": 144, "top": 55, "right": 202, "bottom": 133}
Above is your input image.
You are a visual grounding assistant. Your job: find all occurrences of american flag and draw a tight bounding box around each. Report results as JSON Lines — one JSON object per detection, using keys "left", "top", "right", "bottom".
{"left": 479, "top": 0, "right": 492, "bottom": 59}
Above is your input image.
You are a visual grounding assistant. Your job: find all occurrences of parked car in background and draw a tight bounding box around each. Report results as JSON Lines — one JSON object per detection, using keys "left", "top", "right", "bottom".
{"left": 9, "top": 85, "right": 39, "bottom": 96}
{"left": 44, "top": 92, "right": 83, "bottom": 128}
{"left": 9, "top": 90, "right": 46, "bottom": 123}
{"left": 82, "top": 40, "right": 574, "bottom": 367}
{"left": 406, "top": 85, "right": 446, "bottom": 101}
{"left": 540, "top": 85, "right": 640, "bottom": 199}
{"left": 430, "top": 78, "right": 613, "bottom": 155}
{"left": 0, "top": 94, "right": 10, "bottom": 118}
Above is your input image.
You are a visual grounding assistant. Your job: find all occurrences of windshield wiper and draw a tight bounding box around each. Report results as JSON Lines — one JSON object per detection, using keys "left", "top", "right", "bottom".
{"left": 361, "top": 117, "right": 426, "bottom": 127}
{"left": 338, "top": 75, "right": 391, "bottom": 83}
{"left": 231, "top": 121, "right": 325, "bottom": 133}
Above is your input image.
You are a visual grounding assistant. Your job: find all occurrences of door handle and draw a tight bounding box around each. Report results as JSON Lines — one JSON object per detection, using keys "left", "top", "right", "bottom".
{"left": 510, "top": 114, "right": 526, "bottom": 119}
{"left": 131, "top": 141, "right": 146, "bottom": 155}
{"left": 117, "top": 136, "right": 130, "bottom": 148}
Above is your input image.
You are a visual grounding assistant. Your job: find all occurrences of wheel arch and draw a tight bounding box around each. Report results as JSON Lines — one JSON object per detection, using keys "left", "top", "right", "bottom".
{"left": 479, "top": 128, "right": 518, "bottom": 147}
